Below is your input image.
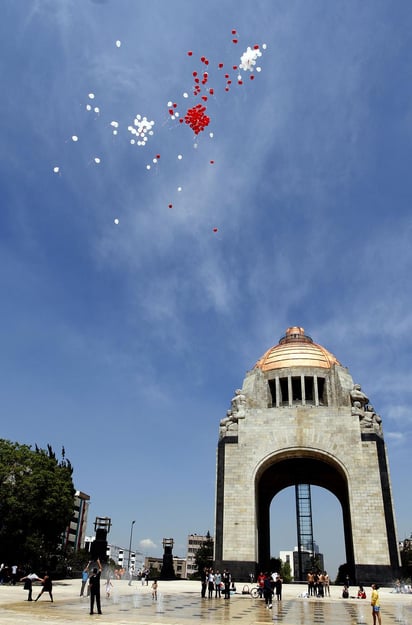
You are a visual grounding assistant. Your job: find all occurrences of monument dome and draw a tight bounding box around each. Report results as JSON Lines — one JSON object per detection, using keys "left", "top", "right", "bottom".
{"left": 255, "top": 326, "right": 340, "bottom": 371}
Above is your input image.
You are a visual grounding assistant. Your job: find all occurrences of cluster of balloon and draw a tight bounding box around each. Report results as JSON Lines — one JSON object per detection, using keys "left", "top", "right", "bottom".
{"left": 52, "top": 31, "right": 267, "bottom": 232}
{"left": 183, "top": 104, "right": 210, "bottom": 135}
{"left": 128, "top": 115, "right": 155, "bottom": 146}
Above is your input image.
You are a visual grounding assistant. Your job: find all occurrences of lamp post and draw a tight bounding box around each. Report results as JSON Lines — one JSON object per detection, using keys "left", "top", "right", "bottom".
{"left": 128, "top": 520, "right": 136, "bottom": 579}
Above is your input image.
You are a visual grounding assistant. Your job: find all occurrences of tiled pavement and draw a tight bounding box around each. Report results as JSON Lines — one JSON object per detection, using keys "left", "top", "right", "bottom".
{"left": 1, "top": 580, "right": 411, "bottom": 625}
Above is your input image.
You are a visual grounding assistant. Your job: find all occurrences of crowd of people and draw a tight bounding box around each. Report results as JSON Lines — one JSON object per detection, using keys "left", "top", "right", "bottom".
{"left": 256, "top": 571, "right": 283, "bottom": 607}
{"left": 200, "top": 567, "right": 234, "bottom": 599}
{"left": 306, "top": 570, "right": 331, "bottom": 597}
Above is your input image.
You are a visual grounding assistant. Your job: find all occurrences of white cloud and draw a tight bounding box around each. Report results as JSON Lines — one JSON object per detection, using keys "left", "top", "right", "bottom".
{"left": 139, "top": 538, "right": 157, "bottom": 551}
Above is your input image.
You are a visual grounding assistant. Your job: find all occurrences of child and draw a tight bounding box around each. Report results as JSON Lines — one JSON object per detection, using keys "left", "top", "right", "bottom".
{"left": 105, "top": 578, "right": 113, "bottom": 598}
{"left": 151, "top": 580, "right": 158, "bottom": 600}
{"left": 371, "top": 584, "right": 381, "bottom": 625}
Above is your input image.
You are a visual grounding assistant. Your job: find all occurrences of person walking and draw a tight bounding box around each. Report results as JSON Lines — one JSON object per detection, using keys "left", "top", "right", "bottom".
{"left": 371, "top": 584, "right": 382, "bottom": 625}
{"left": 34, "top": 572, "right": 53, "bottom": 602}
{"left": 88, "top": 558, "right": 103, "bottom": 615}
{"left": 263, "top": 574, "right": 273, "bottom": 609}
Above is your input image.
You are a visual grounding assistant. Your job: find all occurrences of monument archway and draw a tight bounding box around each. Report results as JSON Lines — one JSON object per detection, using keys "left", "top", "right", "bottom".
{"left": 256, "top": 452, "right": 353, "bottom": 576}
{"left": 214, "top": 327, "right": 400, "bottom": 583}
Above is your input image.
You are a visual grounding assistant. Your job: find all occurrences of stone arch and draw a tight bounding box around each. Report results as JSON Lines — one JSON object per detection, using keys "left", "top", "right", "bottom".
{"left": 254, "top": 449, "right": 354, "bottom": 574}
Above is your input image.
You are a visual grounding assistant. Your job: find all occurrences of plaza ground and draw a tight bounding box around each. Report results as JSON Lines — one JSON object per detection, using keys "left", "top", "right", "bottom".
{"left": 1, "top": 578, "right": 411, "bottom": 625}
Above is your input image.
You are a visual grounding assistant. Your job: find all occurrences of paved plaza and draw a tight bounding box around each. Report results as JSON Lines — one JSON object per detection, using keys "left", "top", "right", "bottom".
{"left": 1, "top": 579, "right": 411, "bottom": 625}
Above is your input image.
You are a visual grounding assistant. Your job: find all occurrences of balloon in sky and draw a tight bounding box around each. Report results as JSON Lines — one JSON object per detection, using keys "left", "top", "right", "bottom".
{"left": 53, "top": 27, "right": 267, "bottom": 229}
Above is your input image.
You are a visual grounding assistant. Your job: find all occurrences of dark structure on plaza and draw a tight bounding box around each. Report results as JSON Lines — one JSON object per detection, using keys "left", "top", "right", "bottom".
{"left": 159, "top": 538, "right": 176, "bottom": 580}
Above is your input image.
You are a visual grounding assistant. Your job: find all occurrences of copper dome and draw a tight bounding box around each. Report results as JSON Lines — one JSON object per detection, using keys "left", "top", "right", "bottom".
{"left": 255, "top": 327, "right": 340, "bottom": 372}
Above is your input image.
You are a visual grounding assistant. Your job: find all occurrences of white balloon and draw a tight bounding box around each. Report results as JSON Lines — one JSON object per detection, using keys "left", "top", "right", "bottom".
{"left": 115, "top": 40, "right": 121, "bottom": 48}
{"left": 71, "top": 135, "right": 78, "bottom": 142}
{"left": 86, "top": 104, "right": 92, "bottom": 111}
{"left": 177, "top": 186, "right": 182, "bottom": 192}
{"left": 209, "top": 132, "right": 214, "bottom": 138}
{"left": 114, "top": 218, "right": 120, "bottom": 224}
{"left": 177, "top": 154, "right": 183, "bottom": 160}
{"left": 53, "top": 166, "right": 60, "bottom": 173}
{"left": 94, "top": 107, "right": 100, "bottom": 113}
{"left": 183, "top": 92, "right": 189, "bottom": 98}
{"left": 94, "top": 157, "right": 101, "bottom": 164}
{"left": 88, "top": 93, "right": 95, "bottom": 99}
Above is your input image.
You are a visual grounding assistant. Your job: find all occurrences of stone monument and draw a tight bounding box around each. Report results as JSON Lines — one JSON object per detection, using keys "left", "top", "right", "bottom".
{"left": 214, "top": 327, "right": 400, "bottom": 583}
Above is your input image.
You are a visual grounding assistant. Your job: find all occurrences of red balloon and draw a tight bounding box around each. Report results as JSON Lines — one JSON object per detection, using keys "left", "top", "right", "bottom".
{"left": 156, "top": 154, "right": 160, "bottom": 159}
{"left": 209, "top": 88, "right": 214, "bottom": 95}
{"left": 187, "top": 51, "right": 193, "bottom": 56}
{"left": 210, "top": 160, "right": 214, "bottom": 164}
{"left": 218, "top": 62, "right": 224, "bottom": 68}
{"left": 231, "top": 29, "right": 237, "bottom": 34}
{"left": 254, "top": 44, "right": 259, "bottom": 49}
{"left": 168, "top": 204, "right": 173, "bottom": 208}
{"left": 250, "top": 75, "right": 255, "bottom": 80}
{"left": 213, "top": 227, "right": 218, "bottom": 232}
{"left": 232, "top": 39, "right": 238, "bottom": 44}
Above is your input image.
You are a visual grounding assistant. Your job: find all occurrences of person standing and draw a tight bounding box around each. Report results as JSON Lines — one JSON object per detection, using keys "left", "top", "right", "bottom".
{"left": 275, "top": 575, "right": 283, "bottom": 601}
{"left": 214, "top": 570, "right": 221, "bottom": 598}
{"left": 151, "top": 579, "right": 158, "bottom": 600}
{"left": 88, "top": 558, "right": 103, "bottom": 615}
{"left": 34, "top": 572, "right": 53, "bottom": 602}
{"left": 222, "top": 569, "right": 231, "bottom": 599}
{"left": 80, "top": 563, "right": 90, "bottom": 597}
{"left": 208, "top": 569, "right": 215, "bottom": 598}
{"left": 200, "top": 567, "right": 207, "bottom": 598}
{"left": 371, "top": 584, "right": 382, "bottom": 625}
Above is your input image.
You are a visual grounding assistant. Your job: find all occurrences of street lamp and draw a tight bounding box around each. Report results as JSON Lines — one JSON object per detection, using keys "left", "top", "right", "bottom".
{"left": 128, "top": 520, "right": 136, "bottom": 575}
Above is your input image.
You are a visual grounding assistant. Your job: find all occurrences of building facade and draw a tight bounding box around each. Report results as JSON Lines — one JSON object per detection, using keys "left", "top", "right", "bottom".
{"left": 62, "top": 490, "right": 90, "bottom": 551}
{"left": 186, "top": 534, "right": 214, "bottom": 578}
{"left": 214, "top": 327, "right": 400, "bottom": 583}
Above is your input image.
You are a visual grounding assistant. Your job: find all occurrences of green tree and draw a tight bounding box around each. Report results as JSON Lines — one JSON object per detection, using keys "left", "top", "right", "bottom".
{"left": 281, "top": 559, "right": 292, "bottom": 583}
{"left": 0, "top": 439, "right": 75, "bottom": 567}
{"left": 194, "top": 531, "right": 214, "bottom": 577}
{"left": 400, "top": 537, "right": 412, "bottom": 580}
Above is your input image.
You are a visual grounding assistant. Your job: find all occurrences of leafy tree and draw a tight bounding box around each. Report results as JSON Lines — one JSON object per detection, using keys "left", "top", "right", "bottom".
{"left": 0, "top": 439, "right": 74, "bottom": 567}
{"left": 280, "top": 559, "right": 292, "bottom": 583}
{"left": 400, "top": 537, "right": 412, "bottom": 580}
{"left": 194, "top": 531, "right": 214, "bottom": 577}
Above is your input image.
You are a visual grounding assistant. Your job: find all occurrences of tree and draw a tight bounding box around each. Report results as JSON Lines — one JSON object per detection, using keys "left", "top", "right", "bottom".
{"left": 400, "top": 536, "right": 412, "bottom": 580}
{"left": 194, "top": 531, "right": 214, "bottom": 577}
{"left": 0, "top": 439, "right": 75, "bottom": 567}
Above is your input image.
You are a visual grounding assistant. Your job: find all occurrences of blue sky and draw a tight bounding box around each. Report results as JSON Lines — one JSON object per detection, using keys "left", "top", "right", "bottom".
{"left": 1, "top": 0, "right": 412, "bottom": 579}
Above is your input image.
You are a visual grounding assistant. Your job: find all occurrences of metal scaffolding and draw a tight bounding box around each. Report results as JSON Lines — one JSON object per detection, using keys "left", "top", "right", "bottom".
{"left": 295, "top": 484, "right": 314, "bottom": 581}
